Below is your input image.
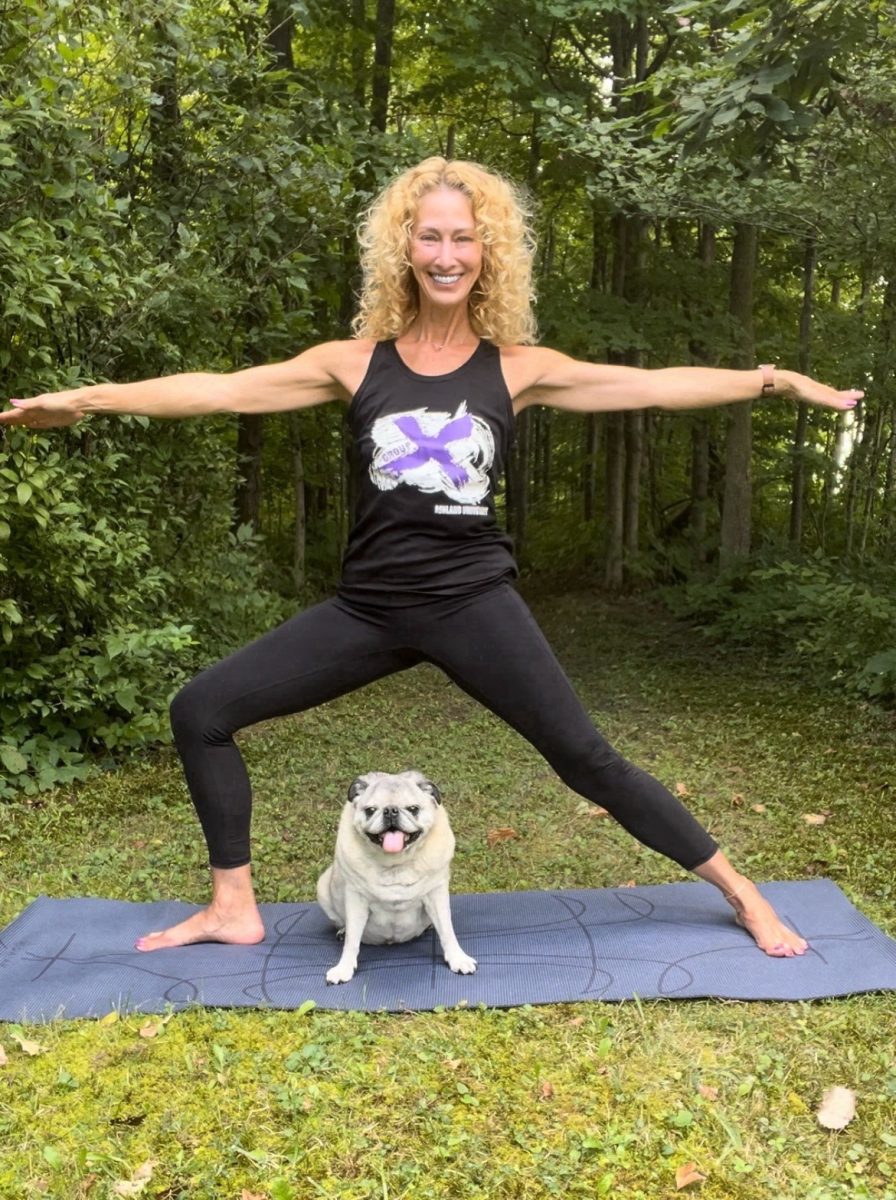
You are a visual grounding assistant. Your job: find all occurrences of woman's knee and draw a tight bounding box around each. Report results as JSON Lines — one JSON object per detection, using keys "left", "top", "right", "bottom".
{"left": 549, "top": 737, "right": 635, "bottom": 796}
{"left": 169, "top": 675, "right": 231, "bottom": 747}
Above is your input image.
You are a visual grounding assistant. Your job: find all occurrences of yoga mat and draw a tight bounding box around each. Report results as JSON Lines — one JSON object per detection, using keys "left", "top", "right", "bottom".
{"left": 2, "top": 880, "right": 894, "bottom": 1022}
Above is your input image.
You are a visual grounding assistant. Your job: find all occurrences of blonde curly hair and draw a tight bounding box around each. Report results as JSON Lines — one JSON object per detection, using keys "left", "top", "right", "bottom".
{"left": 352, "top": 157, "right": 537, "bottom": 346}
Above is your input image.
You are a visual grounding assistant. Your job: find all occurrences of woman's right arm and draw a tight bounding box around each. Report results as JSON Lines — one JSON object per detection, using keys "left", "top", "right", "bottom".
{"left": 0, "top": 340, "right": 364, "bottom": 429}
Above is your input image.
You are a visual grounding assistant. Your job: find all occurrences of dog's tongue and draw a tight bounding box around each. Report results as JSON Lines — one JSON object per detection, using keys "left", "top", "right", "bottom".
{"left": 382, "top": 830, "right": 406, "bottom": 853}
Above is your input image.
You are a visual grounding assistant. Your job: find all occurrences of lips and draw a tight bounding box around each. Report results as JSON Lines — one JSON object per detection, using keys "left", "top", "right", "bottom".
{"left": 430, "top": 274, "right": 462, "bottom": 285}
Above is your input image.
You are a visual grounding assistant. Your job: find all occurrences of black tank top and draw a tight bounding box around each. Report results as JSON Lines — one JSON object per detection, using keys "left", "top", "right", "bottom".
{"left": 339, "top": 339, "right": 517, "bottom": 604}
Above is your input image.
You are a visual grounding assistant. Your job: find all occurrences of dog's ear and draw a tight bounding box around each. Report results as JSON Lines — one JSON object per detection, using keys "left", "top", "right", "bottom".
{"left": 347, "top": 777, "right": 368, "bottom": 803}
{"left": 417, "top": 778, "right": 442, "bottom": 805}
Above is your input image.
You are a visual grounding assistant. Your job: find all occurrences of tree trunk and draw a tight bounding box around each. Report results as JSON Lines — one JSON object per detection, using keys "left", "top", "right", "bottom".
{"left": 233, "top": 414, "right": 264, "bottom": 533}
{"left": 508, "top": 409, "right": 531, "bottom": 559}
{"left": 719, "top": 222, "right": 757, "bottom": 567}
{"left": 621, "top": 215, "right": 646, "bottom": 570}
{"left": 266, "top": 0, "right": 295, "bottom": 68}
{"left": 351, "top": 0, "right": 367, "bottom": 108}
{"left": 603, "top": 211, "right": 628, "bottom": 587}
{"left": 883, "top": 427, "right": 896, "bottom": 542}
{"left": 788, "top": 237, "right": 817, "bottom": 548}
{"left": 289, "top": 412, "right": 306, "bottom": 590}
{"left": 150, "top": 20, "right": 181, "bottom": 187}
{"left": 623, "top": 411, "right": 643, "bottom": 562}
{"left": 583, "top": 414, "right": 599, "bottom": 522}
{"left": 857, "top": 272, "right": 896, "bottom": 559}
{"left": 690, "top": 420, "right": 710, "bottom": 560}
{"left": 539, "top": 407, "right": 552, "bottom": 500}
{"left": 232, "top": 9, "right": 297, "bottom": 535}
{"left": 689, "top": 221, "right": 716, "bottom": 560}
{"left": 370, "top": 0, "right": 395, "bottom": 132}
{"left": 604, "top": 413, "right": 625, "bottom": 589}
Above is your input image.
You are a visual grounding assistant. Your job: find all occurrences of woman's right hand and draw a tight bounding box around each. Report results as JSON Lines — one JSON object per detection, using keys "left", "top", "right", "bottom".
{"left": 0, "top": 390, "right": 86, "bottom": 430}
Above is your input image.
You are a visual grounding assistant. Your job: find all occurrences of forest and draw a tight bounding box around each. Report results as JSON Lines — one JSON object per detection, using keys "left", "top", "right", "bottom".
{"left": 1, "top": 0, "right": 895, "bottom": 794}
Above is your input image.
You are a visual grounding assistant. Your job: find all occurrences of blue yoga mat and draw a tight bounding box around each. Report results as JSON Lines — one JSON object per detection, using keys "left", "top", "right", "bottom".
{"left": 1, "top": 880, "right": 894, "bottom": 1022}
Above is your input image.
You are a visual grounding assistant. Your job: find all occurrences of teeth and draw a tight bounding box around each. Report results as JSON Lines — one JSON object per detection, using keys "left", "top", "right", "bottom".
{"left": 432, "top": 274, "right": 461, "bottom": 284}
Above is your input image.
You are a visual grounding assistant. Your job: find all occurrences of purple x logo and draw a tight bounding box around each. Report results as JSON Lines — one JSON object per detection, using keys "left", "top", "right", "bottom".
{"left": 386, "top": 412, "right": 474, "bottom": 488}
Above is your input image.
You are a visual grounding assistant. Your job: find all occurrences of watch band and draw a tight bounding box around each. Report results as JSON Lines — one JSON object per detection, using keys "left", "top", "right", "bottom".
{"left": 758, "top": 363, "right": 776, "bottom": 396}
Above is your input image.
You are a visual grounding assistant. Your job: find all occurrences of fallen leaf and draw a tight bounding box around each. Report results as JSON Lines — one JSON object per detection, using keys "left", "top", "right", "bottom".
{"left": 444, "top": 1058, "right": 462, "bottom": 1071}
{"left": 568, "top": 1017, "right": 585, "bottom": 1028}
{"left": 817, "top": 1085, "right": 857, "bottom": 1130}
{"left": 698, "top": 1084, "right": 718, "bottom": 1101}
{"left": 675, "top": 782, "right": 690, "bottom": 798}
{"left": 487, "top": 827, "right": 518, "bottom": 847}
{"left": 10, "top": 1032, "right": 45, "bottom": 1056}
{"left": 750, "top": 803, "right": 767, "bottom": 814}
{"left": 539, "top": 1081, "right": 555, "bottom": 1100}
{"left": 77, "top": 1175, "right": 98, "bottom": 1197}
{"left": 138, "top": 1022, "right": 160, "bottom": 1039}
{"left": 675, "top": 1162, "right": 707, "bottom": 1189}
{"left": 112, "top": 1161, "right": 155, "bottom": 1197}
{"left": 588, "top": 805, "right": 610, "bottom": 817}
{"left": 241, "top": 1192, "right": 266, "bottom": 1200}
{"left": 99, "top": 1011, "right": 119, "bottom": 1026}
{"left": 803, "top": 813, "right": 828, "bottom": 826}
{"left": 731, "top": 794, "right": 745, "bottom": 807}
{"left": 618, "top": 879, "right": 637, "bottom": 888}
{"left": 0, "top": 1045, "right": 7, "bottom": 1067}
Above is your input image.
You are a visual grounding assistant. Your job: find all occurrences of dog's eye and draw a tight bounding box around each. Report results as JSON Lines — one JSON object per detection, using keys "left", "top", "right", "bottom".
{"left": 364, "top": 807, "right": 376, "bottom": 818}
{"left": 408, "top": 806, "right": 419, "bottom": 817}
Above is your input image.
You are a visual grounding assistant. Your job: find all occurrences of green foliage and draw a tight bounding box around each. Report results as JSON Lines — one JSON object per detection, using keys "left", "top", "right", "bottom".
{"left": 0, "top": 416, "right": 288, "bottom": 797}
{"left": 665, "top": 556, "right": 896, "bottom": 703}
{"left": 3, "top": 0, "right": 896, "bottom": 793}
{"left": 0, "top": 0, "right": 352, "bottom": 793}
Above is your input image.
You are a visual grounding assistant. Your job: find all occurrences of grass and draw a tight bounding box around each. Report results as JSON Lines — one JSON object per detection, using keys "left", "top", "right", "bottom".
{"left": 1, "top": 586, "right": 895, "bottom": 1199}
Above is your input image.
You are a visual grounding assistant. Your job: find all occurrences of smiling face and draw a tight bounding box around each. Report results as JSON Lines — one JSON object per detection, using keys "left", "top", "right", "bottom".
{"left": 408, "top": 186, "right": 483, "bottom": 314}
{"left": 348, "top": 770, "right": 442, "bottom": 855}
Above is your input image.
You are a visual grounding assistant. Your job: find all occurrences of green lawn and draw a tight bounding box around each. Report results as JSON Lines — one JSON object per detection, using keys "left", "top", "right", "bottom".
{"left": 2, "top": 588, "right": 895, "bottom": 1199}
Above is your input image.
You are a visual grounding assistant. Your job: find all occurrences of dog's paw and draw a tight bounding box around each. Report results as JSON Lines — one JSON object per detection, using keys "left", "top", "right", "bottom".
{"left": 447, "top": 951, "right": 477, "bottom": 975}
{"left": 326, "top": 963, "right": 356, "bottom": 985}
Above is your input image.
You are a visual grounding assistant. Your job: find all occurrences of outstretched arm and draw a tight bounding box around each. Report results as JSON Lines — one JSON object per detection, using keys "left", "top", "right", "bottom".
{"left": 0, "top": 341, "right": 363, "bottom": 430}
{"left": 508, "top": 347, "right": 863, "bottom": 415}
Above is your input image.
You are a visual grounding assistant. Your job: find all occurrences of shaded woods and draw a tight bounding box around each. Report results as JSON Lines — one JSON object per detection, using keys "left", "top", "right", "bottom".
{"left": 2, "top": 0, "right": 895, "bottom": 793}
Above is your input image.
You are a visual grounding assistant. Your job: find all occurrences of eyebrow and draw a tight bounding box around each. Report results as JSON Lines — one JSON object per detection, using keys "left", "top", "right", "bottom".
{"left": 415, "top": 225, "right": 477, "bottom": 235}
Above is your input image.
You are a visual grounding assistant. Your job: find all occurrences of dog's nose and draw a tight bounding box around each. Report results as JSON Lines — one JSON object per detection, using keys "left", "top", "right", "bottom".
{"left": 383, "top": 807, "right": 399, "bottom": 824}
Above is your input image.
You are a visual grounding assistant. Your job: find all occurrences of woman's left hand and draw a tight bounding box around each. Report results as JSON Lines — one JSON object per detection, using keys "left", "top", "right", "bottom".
{"left": 777, "top": 370, "right": 863, "bottom": 411}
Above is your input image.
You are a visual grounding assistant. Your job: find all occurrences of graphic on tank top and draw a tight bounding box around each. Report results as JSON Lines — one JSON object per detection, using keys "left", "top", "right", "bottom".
{"left": 368, "top": 402, "right": 495, "bottom": 505}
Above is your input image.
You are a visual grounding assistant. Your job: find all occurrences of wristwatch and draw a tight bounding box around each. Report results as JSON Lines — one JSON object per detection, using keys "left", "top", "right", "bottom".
{"left": 758, "top": 363, "right": 776, "bottom": 396}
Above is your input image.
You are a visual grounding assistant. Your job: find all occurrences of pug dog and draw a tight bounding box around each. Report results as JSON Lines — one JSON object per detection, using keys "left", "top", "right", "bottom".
{"left": 316, "top": 770, "right": 477, "bottom": 985}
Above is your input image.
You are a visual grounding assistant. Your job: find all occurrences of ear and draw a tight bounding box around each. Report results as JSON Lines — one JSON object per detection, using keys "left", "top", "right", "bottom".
{"left": 347, "top": 777, "right": 368, "bottom": 803}
{"left": 417, "top": 778, "right": 442, "bottom": 805}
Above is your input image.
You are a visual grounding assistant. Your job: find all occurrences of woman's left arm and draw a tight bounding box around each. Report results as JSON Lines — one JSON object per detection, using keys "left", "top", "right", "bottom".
{"left": 509, "top": 347, "right": 862, "bottom": 415}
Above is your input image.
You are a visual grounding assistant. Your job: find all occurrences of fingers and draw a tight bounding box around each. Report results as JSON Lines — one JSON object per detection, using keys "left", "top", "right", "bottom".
{"left": 1, "top": 396, "right": 80, "bottom": 429}
{"left": 1, "top": 401, "right": 39, "bottom": 428}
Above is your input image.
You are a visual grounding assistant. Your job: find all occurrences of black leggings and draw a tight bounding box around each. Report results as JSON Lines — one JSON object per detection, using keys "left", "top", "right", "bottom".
{"left": 170, "top": 584, "right": 718, "bottom": 872}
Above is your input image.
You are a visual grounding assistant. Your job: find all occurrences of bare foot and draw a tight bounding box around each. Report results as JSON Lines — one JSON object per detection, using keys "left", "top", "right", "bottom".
{"left": 726, "top": 880, "right": 808, "bottom": 958}
{"left": 135, "top": 905, "right": 265, "bottom": 952}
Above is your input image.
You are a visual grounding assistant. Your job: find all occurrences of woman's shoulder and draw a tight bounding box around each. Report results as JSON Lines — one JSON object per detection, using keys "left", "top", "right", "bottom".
{"left": 306, "top": 338, "right": 379, "bottom": 400}
{"left": 497, "top": 343, "right": 560, "bottom": 399}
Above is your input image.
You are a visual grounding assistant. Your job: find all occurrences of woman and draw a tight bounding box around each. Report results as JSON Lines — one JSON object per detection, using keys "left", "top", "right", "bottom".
{"left": 2, "top": 157, "right": 861, "bottom": 958}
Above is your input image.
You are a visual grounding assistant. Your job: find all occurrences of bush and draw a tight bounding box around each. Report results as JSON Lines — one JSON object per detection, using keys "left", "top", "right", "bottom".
{"left": 664, "top": 556, "right": 896, "bottom": 705}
